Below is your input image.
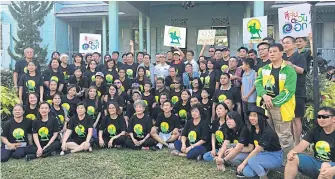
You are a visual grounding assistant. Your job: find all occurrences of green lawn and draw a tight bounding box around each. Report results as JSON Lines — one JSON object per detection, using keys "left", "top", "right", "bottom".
{"left": 1, "top": 149, "right": 305, "bottom": 179}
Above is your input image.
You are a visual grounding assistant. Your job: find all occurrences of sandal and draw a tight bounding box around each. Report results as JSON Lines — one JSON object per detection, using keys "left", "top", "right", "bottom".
{"left": 171, "top": 150, "right": 180, "bottom": 156}
{"left": 216, "top": 158, "right": 226, "bottom": 171}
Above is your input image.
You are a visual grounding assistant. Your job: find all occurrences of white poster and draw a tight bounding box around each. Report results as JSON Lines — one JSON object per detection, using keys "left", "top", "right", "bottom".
{"left": 243, "top": 16, "right": 268, "bottom": 44}
{"left": 197, "top": 30, "right": 216, "bottom": 45}
{"left": 278, "top": 3, "right": 311, "bottom": 39}
{"left": 164, "top": 26, "right": 186, "bottom": 48}
{"left": 79, "top": 33, "right": 101, "bottom": 53}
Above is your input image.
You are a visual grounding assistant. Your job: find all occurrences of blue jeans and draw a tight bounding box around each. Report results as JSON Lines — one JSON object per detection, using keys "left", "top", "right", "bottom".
{"left": 298, "top": 153, "right": 335, "bottom": 179}
{"left": 203, "top": 149, "right": 219, "bottom": 162}
{"left": 228, "top": 152, "right": 250, "bottom": 166}
{"left": 174, "top": 140, "right": 207, "bottom": 160}
{"left": 243, "top": 150, "right": 283, "bottom": 177}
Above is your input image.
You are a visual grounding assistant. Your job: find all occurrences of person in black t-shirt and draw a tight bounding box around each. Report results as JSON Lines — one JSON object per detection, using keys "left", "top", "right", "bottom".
{"left": 68, "top": 67, "right": 89, "bottom": 98}
{"left": 44, "top": 80, "right": 58, "bottom": 105}
{"left": 84, "top": 60, "right": 98, "bottom": 86}
{"left": 69, "top": 53, "right": 86, "bottom": 74}
{"left": 123, "top": 52, "right": 139, "bottom": 80}
{"left": 125, "top": 100, "right": 156, "bottom": 150}
{"left": 24, "top": 93, "right": 39, "bottom": 121}
{"left": 203, "top": 103, "right": 229, "bottom": 162}
{"left": 1, "top": 104, "right": 32, "bottom": 162}
{"left": 42, "top": 58, "right": 65, "bottom": 92}
{"left": 174, "top": 89, "right": 191, "bottom": 127}
{"left": 237, "top": 106, "right": 282, "bottom": 178}
{"left": 171, "top": 104, "right": 209, "bottom": 160}
{"left": 151, "top": 92, "right": 168, "bottom": 123}
{"left": 201, "top": 89, "right": 213, "bottom": 120}
{"left": 98, "top": 102, "right": 127, "bottom": 148}
{"left": 62, "top": 85, "right": 81, "bottom": 118}
{"left": 296, "top": 36, "right": 312, "bottom": 73}
{"left": 216, "top": 111, "right": 251, "bottom": 170}
{"left": 51, "top": 92, "right": 68, "bottom": 132}
{"left": 18, "top": 61, "right": 44, "bottom": 105}
{"left": 255, "top": 42, "right": 271, "bottom": 73}
{"left": 91, "top": 72, "right": 107, "bottom": 99}
{"left": 25, "top": 102, "right": 61, "bottom": 161}
{"left": 169, "top": 77, "right": 182, "bottom": 105}
{"left": 142, "top": 82, "right": 155, "bottom": 114}
{"left": 83, "top": 86, "right": 102, "bottom": 130}
{"left": 59, "top": 54, "right": 72, "bottom": 95}
{"left": 191, "top": 78, "right": 202, "bottom": 100}
{"left": 102, "top": 59, "right": 119, "bottom": 86}
{"left": 117, "top": 68, "right": 132, "bottom": 95}
{"left": 103, "top": 85, "right": 124, "bottom": 116}
{"left": 151, "top": 101, "right": 181, "bottom": 149}
{"left": 61, "top": 102, "right": 93, "bottom": 155}
{"left": 285, "top": 107, "right": 335, "bottom": 179}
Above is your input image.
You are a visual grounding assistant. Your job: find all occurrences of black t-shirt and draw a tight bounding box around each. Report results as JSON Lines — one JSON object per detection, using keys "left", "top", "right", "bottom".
{"left": 68, "top": 64, "right": 86, "bottom": 74}
{"left": 84, "top": 70, "right": 97, "bottom": 86}
{"left": 211, "top": 119, "right": 226, "bottom": 148}
{"left": 14, "top": 59, "right": 41, "bottom": 80}
{"left": 170, "top": 90, "right": 182, "bottom": 105}
{"left": 154, "top": 88, "right": 170, "bottom": 103}
{"left": 226, "top": 126, "right": 250, "bottom": 146}
{"left": 59, "top": 64, "right": 73, "bottom": 82}
{"left": 102, "top": 68, "right": 119, "bottom": 86}
{"left": 303, "top": 127, "right": 335, "bottom": 162}
{"left": 127, "top": 115, "right": 152, "bottom": 140}
{"left": 155, "top": 113, "right": 181, "bottom": 133}
{"left": 255, "top": 59, "right": 271, "bottom": 73}
{"left": 96, "top": 64, "right": 106, "bottom": 72}
{"left": 182, "top": 119, "right": 209, "bottom": 145}
{"left": 171, "top": 62, "right": 185, "bottom": 77}
{"left": 83, "top": 98, "right": 102, "bottom": 120}
{"left": 300, "top": 49, "right": 312, "bottom": 72}
{"left": 90, "top": 82, "right": 108, "bottom": 99}
{"left": 201, "top": 99, "right": 213, "bottom": 119}
{"left": 151, "top": 105, "right": 163, "bottom": 121}
{"left": 24, "top": 105, "right": 39, "bottom": 121}
{"left": 68, "top": 115, "right": 93, "bottom": 140}
{"left": 62, "top": 95, "right": 81, "bottom": 118}
{"left": 265, "top": 67, "right": 280, "bottom": 97}
{"left": 212, "top": 86, "right": 240, "bottom": 104}
{"left": 200, "top": 70, "right": 220, "bottom": 90}
{"left": 218, "top": 60, "right": 229, "bottom": 72}
{"left": 99, "top": 115, "right": 126, "bottom": 139}
{"left": 192, "top": 89, "right": 201, "bottom": 100}
{"left": 104, "top": 95, "right": 125, "bottom": 110}
{"left": 42, "top": 69, "right": 65, "bottom": 87}
{"left": 174, "top": 101, "right": 191, "bottom": 126}
{"left": 284, "top": 52, "right": 307, "bottom": 98}
{"left": 32, "top": 117, "right": 60, "bottom": 146}
{"left": 68, "top": 76, "right": 89, "bottom": 93}
{"left": 123, "top": 63, "right": 139, "bottom": 80}
{"left": 1, "top": 118, "right": 32, "bottom": 143}
{"left": 18, "top": 74, "right": 43, "bottom": 99}
{"left": 142, "top": 93, "right": 155, "bottom": 111}
{"left": 51, "top": 106, "right": 66, "bottom": 129}
{"left": 120, "top": 78, "right": 132, "bottom": 93}
{"left": 133, "top": 78, "right": 148, "bottom": 93}
{"left": 249, "top": 126, "right": 281, "bottom": 152}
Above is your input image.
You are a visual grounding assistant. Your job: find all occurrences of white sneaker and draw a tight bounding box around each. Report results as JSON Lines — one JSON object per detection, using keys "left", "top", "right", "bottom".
{"left": 156, "top": 143, "right": 163, "bottom": 149}
{"left": 60, "top": 151, "right": 65, "bottom": 156}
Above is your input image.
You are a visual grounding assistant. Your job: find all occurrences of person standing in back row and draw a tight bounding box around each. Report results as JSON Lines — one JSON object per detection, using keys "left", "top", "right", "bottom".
{"left": 282, "top": 36, "right": 307, "bottom": 146}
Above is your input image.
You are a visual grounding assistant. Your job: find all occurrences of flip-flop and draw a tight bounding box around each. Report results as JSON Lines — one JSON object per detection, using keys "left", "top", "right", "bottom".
{"left": 216, "top": 159, "right": 225, "bottom": 171}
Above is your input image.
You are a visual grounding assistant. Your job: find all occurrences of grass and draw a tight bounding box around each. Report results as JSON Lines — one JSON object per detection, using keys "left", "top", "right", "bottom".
{"left": 1, "top": 149, "right": 305, "bottom": 179}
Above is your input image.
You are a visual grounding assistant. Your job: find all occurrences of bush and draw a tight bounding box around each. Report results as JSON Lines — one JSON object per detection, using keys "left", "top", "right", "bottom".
{"left": 1, "top": 70, "right": 13, "bottom": 88}
{"left": 0, "top": 86, "right": 20, "bottom": 121}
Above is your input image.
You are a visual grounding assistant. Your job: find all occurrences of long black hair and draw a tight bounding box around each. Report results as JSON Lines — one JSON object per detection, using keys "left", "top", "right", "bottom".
{"left": 226, "top": 111, "right": 244, "bottom": 134}
{"left": 250, "top": 112, "right": 268, "bottom": 133}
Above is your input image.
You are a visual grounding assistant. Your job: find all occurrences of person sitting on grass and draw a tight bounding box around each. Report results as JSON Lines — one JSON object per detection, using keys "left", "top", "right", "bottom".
{"left": 236, "top": 106, "right": 282, "bottom": 179}
{"left": 215, "top": 111, "right": 251, "bottom": 171}
{"left": 284, "top": 107, "right": 335, "bottom": 179}
{"left": 1, "top": 104, "right": 32, "bottom": 162}
{"left": 151, "top": 100, "right": 181, "bottom": 149}
{"left": 98, "top": 102, "right": 127, "bottom": 149}
{"left": 125, "top": 100, "right": 157, "bottom": 150}
{"left": 203, "top": 103, "right": 229, "bottom": 162}
{"left": 151, "top": 92, "right": 169, "bottom": 124}
{"left": 51, "top": 92, "right": 68, "bottom": 134}
{"left": 171, "top": 104, "right": 209, "bottom": 160}
{"left": 25, "top": 102, "right": 61, "bottom": 161}
{"left": 125, "top": 91, "right": 144, "bottom": 125}
{"left": 60, "top": 102, "right": 93, "bottom": 155}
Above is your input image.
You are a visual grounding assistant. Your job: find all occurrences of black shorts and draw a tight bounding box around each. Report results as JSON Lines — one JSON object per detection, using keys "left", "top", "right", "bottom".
{"left": 295, "top": 97, "right": 306, "bottom": 118}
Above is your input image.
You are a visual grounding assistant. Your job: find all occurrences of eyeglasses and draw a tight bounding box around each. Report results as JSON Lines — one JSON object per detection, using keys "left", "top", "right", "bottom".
{"left": 209, "top": 51, "right": 214, "bottom": 52}
{"left": 258, "top": 48, "right": 268, "bottom": 52}
{"left": 317, "top": 115, "right": 334, "bottom": 119}
{"left": 114, "top": 82, "right": 121, "bottom": 84}
{"left": 174, "top": 82, "right": 180, "bottom": 84}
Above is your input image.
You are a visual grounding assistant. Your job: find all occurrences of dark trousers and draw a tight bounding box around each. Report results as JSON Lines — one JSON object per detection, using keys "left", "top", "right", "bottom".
{"left": 25, "top": 141, "right": 61, "bottom": 158}
{"left": 125, "top": 137, "right": 156, "bottom": 150}
{"left": 1, "top": 145, "right": 26, "bottom": 162}
{"left": 98, "top": 136, "right": 127, "bottom": 148}
{"left": 174, "top": 140, "right": 207, "bottom": 159}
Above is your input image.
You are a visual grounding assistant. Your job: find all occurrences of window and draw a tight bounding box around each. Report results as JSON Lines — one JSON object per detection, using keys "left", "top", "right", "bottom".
{"left": 132, "top": 29, "right": 147, "bottom": 52}
{"left": 211, "top": 26, "right": 229, "bottom": 47}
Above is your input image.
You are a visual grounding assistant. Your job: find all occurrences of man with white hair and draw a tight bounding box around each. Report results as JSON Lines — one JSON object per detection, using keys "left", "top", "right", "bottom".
{"left": 13, "top": 47, "right": 41, "bottom": 91}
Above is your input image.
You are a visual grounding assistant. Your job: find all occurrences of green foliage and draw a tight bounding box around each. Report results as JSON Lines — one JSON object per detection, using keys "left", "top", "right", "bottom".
{"left": 305, "top": 73, "right": 329, "bottom": 102}
{"left": 0, "top": 86, "right": 20, "bottom": 121}
{"left": 7, "top": 1, "right": 53, "bottom": 65}
{"left": 0, "top": 70, "right": 13, "bottom": 88}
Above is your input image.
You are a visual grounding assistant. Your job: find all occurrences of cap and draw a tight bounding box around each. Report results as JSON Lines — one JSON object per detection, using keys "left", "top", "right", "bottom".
{"left": 222, "top": 47, "right": 230, "bottom": 51}
{"left": 95, "top": 72, "right": 104, "bottom": 78}
{"left": 173, "top": 51, "right": 181, "bottom": 55}
{"left": 247, "top": 106, "right": 267, "bottom": 119}
{"left": 132, "top": 90, "right": 142, "bottom": 97}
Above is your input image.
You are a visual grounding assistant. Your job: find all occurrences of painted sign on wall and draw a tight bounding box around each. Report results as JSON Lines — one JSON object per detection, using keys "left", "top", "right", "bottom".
{"left": 278, "top": 3, "right": 311, "bottom": 39}
{"left": 243, "top": 16, "right": 268, "bottom": 44}
{"left": 164, "top": 26, "right": 186, "bottom": 48}
{"left": 79, "top": 33, "right": 101, "bottom": 53}
{"left": 197, "top": 30, "right": 216, "bottom": 45}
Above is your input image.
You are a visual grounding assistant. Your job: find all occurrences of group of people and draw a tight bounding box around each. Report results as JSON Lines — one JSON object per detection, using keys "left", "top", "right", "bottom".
{"left": 2, "top": 36, "right": 335, "bottom": 179}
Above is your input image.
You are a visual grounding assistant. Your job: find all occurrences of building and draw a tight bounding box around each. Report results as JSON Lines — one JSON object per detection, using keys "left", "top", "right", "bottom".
{"left": 1, "top": 1, "right": 335, "bottom": 69}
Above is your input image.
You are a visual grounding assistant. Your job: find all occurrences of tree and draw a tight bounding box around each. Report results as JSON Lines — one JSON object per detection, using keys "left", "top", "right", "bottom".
{"left": 7, "top": 1, "right": 53, "bottom": 66}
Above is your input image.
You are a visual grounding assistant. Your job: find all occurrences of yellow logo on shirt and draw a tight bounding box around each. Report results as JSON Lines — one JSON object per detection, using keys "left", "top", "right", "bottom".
{"left": 221, "top": 65, "right": 229, "bottom": 72}
{"left": 38, "top": 127, "right": 49, "bottom": 141}
{"left": 134, "top": 124, "right": 144, "bottom": 137}
{"left": 58, "top": 115, "right": 65, "bottom": 124}
{"left": 26, "top": 80, "right": 36, "bottom": 92}
{"left": 126, "top": 69, "right": 134, "bottom": 79}
{"left": 106, "top": 74, "right": 113, "bottom": 84}
{"left": 26, "top": 114, "right": 36, "bottom": 120}
{"left": 146, "top": 70, "right": 151, "bottom": 78}
{"left": 315, "top": 141, "right": 331, "bottom": 161}
{"left": 161, "top": 122, "right": 169, "bottom": 133}
{"left": 107, "top": 124, "right": 116, "bottom": 137}
{"left": 51, "top": 76, "right": 59, "bottom": 82}
{"left": 62, "top": 103, "right": 70, "bottom": 112}
{"left": 188, "top": 131, "right": 197, "bottom": 144}
{"left": 75, "top": 125, "right": 86, "bottom": 137}
{"left": 12, "top": 128, "right": 25, "bottom": 142}
{"left": 218, "top": 94, "right": 227, "bottom": 103}
{"left": 215, "top": 130, "right": 224, "bottom": 144}
{"left": 171, "top": 96, "right": 179, "bottom": 104}
{"left": 87, "top": 106, "right": 95, "bottom": 116}
{"left": 91, "top": 75, "right": 96, "bottom": 82}
{"left": 178, "top": 109, "right": 187, "bottom": 120}
{"left": 233, "top": 140, "right": 238, "bottom": 144}
{"left": 254, "top": 140, "right": 259, "bottom": 146}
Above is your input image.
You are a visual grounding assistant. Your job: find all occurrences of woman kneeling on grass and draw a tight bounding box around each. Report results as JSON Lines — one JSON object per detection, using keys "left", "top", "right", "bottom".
{"left": 171, "top": 103, "right": 209, "bottom": 160}
{"left": 25, "top": 102, "right": 61, "bottom": 161}
{"left": 203, "top": 103, "right": 229, "bottom": 162}
{"left": 99, "top": 102, "right": 127, "bottom": 148}
{"left": 60, "top": 102, "right": 93, "bottom": 155}
{"left": 125, "top": 100, "right": 157, "bottom": 150}
{"left": 236, "top": 106, "right": 282, "bottom": 178}
{"left": 215, "top": 111, "right": 251, "bottom": 171}
{"left": 1, "top": 104, "right": 32, "bottom": 162}
{"left": 151, "top": 100, "right": 181, "bottom": 149}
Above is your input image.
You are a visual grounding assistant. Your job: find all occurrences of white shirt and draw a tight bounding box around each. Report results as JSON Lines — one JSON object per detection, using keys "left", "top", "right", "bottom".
{"left": 184, "top": 59, "right": 199, "bottom": 73}
{"left": 154, "top": 63, "right": 170, "bottom": 79}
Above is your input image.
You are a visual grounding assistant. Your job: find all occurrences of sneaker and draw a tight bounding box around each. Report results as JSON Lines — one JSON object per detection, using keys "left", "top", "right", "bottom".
{"left": 236, "top": 172, "right": 245, "bottom": 178}
{"left": 196, "top": 155, "right": 202, "bottom": 161}
{"left": 156, "top": 143, "right": 163, "bottom": 149}
{"left": 60, "top": 150, "right": 71, "bottom": 156}
{"left": 168, "top": 143, "right": 175, "bottom": 149}
{"left": 25, "top": 154, "right": 36, "bottom": 161}
{"left": 88, "top": 147, "right": 92, "bottom": 152}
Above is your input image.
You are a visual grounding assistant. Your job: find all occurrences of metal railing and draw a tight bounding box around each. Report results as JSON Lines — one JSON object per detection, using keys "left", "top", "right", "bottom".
{"left": 317, "top": 48, "right": 335, "bottom": 66}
